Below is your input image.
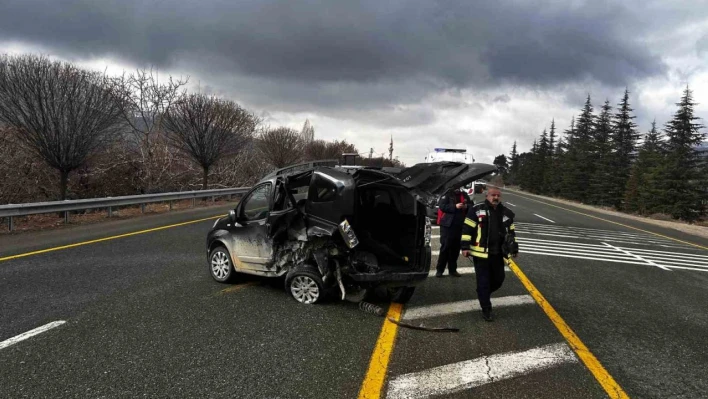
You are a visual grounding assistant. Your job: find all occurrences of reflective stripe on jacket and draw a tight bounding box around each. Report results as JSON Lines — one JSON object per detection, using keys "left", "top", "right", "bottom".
{"left": 460, "top": 201, "right": 516, "bottom": 259}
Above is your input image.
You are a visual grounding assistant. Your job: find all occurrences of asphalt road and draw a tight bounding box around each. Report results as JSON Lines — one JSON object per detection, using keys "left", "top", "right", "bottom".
{"left": 1, "top": 191, "right": 707, "bottom": 398}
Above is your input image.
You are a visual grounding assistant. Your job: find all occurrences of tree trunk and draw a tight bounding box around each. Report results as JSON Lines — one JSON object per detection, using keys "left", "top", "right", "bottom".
{"left": 202, "top": 166, "right": 209, "bottom": 190}
{"left": 59, "top": 170, "right": 69, "bottom": 200}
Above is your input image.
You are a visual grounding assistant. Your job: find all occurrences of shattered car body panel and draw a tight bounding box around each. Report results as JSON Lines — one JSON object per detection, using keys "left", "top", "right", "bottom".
{"left": 207, "top": 161, "right": 497, "bottom": 302}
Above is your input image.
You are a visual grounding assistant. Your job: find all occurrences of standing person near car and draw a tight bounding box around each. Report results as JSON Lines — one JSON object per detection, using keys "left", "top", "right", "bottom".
{"left": 435, "top": 187, "right": 472, "bottom": 277}
{"left": 461, "top": 186, "right": 518, "bottom": 321}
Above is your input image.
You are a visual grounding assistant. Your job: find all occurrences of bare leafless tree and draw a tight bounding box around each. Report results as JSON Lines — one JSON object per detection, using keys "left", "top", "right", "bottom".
{"left": 211, "top": 142, "right": 271, "bottom": 187}
{"left": 304, "top": 139, "right": 357, "bottom": 161}
{"left": 257, "top": 127, "right": 305, "bottom": 168}
{"left": 113, "top": 68, "right": 188, "bottom": 193}
{"left": 0, "top": 127, "right": 56, "bottom": 204}
{"left": 163, "top": 93, "right": 258, "bottom": 189}
{"left": 0, "top": 54, "right": 125, "bottom": 199}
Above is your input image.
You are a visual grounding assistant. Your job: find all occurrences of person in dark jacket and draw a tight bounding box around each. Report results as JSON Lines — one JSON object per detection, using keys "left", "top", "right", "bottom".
{"left": 435, "top": 187, "right": 472, "bottom": 277}
{"left": 461, "top": 186, "right": 518, "bottom": 321}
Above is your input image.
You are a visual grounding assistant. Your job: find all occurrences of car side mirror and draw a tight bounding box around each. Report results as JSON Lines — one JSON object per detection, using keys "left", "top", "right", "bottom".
{"left": 229, "top": 209, "right": 237, "bottom": 224}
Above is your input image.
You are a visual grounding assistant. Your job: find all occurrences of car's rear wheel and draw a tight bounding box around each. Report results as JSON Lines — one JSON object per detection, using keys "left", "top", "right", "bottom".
{"left": 209, "top": 246, "right": 236, "bottom": 283}
{"left": 388, "top": 286, "right": 416, "bottom": 303}
{"left": 285, "top": 267, "right": 325, "bottom": 304}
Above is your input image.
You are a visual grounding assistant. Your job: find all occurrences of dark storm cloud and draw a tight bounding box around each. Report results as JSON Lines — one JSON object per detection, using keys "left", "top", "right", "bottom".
{"left": 0, "top": 0, "right": 668, "bottom": 91}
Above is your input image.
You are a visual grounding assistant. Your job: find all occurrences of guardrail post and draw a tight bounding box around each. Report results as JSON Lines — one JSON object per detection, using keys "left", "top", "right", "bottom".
{"left": 169, "top": 201, "right": 173, "bottom": 211}
{"left": 64, "top": 211, "right": 69, "bottom": 224}
{"left": 108, "top": 207, "right": 113, "bottom": 218}
{"left": 7, "top": 217, "right": 13, "bottom": 232}
{"left": 141, "top": 203, "right": 145, "bottom": 213}
{"left": 192, "top": 198, "right": 196, "bottom": 208}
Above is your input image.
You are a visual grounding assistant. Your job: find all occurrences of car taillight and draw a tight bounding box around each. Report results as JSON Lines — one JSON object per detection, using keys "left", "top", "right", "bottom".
{"left": 338, "top": 219, "right": 360, "bottom": 249}
{"left": 424, "top": 217, "right": 432, "bottom": 246}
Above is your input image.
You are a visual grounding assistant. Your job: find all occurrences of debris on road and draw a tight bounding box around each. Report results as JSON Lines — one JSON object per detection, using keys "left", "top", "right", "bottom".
{"left": 359, "top": 301, "right": 460, "bottom": 333}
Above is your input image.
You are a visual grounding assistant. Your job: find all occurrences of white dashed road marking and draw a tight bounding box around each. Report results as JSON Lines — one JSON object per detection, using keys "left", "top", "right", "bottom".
{"left": 0, "top": 321, "right": 66, "bottom": 351}
{"left": 386, "top": 343, "right": 577, "bottom": 399}
{"left": 402, "top": 295, "right": 535, "bottom": 320}
{"left": 533, "top": 213, "right": 556, "bottom": 223}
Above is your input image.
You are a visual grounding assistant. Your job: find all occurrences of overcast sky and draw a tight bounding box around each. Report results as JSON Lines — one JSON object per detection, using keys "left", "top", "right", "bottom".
{"left": 2, "top": 0, "right": 708, "bottom": 165}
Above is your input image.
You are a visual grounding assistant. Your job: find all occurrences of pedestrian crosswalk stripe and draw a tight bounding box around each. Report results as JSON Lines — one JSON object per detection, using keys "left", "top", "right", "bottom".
{"left": 517, "top": 222, "right": 683, "bottom": 241}
{"left": 612, "top": 246, "right": 708, "bottom": 260}
{"left": 402, "top": 295, "right": 534, "bottom": 320}
{"left": 602, "top": 242, "right": 670, "bottom": 271}
{"left": 521, "top": 249, "right": 650, "bottom": 266}
{"left": 516, "top": 222, "right": 691, "bottom": 249}
{"left": 517, "top": 222, "right": 660, "bottom": 238}
{"left": 517, "top": 236, "right": 708, "bottom": 272}
{"left": 386, "top": 342, "right": 577, "bottom": 399}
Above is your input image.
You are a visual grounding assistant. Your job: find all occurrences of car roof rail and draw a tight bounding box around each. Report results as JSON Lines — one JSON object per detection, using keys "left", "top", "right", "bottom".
{"left": 263, "top": 159, "right": 341, "bottom": 179}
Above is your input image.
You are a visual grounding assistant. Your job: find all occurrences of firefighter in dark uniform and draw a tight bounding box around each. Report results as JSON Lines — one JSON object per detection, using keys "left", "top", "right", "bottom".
{"left": 435, "top": 187, "right": 472, "bottom": 277}
{"left": 461, "top": 186, "right": 518, "bottom": 321}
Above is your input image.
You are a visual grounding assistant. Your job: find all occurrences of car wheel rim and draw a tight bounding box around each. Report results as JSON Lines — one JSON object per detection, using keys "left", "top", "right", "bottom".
{"left": 211, "top": 251, "right": 230, "bottom": 280}
{"left": 291, "top": 276, "right": 320, "bottom": 304}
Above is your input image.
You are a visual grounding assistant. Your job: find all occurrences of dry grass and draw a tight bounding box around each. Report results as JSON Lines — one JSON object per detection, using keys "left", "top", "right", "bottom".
{"left": 0, "top": 198, "right": 237, "bottom": 235}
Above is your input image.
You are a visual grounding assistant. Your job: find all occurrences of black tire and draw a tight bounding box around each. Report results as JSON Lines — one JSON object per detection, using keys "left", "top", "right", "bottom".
{"left": 388, "top": 286, "right": 416, "bottom": 303}
{"left": 285, "top": 266, "right": 325, "bottom": 304}
{"left": 209, "top": 246, "right": 236, "bottom": 283}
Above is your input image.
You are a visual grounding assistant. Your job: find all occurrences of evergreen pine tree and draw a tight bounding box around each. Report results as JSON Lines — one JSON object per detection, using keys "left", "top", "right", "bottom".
{"left": 657, "top": 87, "right": 706, "bottom": 220}
{"left": 559, "top": 117, "right": 576, "bottom": 198}
{"left": 562, "top": 97, "right": 596, "bottom": 202}
{"left": 551, "top": 135, "right": 566, "bottom": 197}
{"left": 537, "top": 129, "right": 550, "bottom": 193}
{"left": 508, "top": 141, "right": 520, "bottom": 185}
{"left": 519, "top": 141, "right": 540, "bottom": 192}
{"left": 548, "top": 119, "right": 556, "bottom": 155}
{"left": 625, "top": 121, "right": 666, "bottom": 214}
{"left": 612, "top": 88, "right": 640, "bottom": 209}
{"left": 589, "top": 100, "right": 615, "bottom": 206}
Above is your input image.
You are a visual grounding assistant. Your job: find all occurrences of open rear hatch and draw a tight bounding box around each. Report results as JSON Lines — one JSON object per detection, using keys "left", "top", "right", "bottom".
{"left": 394, "top": 162, "right": 498, "bottom": 206}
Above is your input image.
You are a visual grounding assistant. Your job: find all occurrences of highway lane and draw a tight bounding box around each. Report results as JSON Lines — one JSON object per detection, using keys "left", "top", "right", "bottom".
{"left": 1, "top": 212, "right": 384, "bottom": 398}
{"left": 0, "top": 202, "right": 236, "bottom": 258}
{"left": 503, "top": 190, "right": 708, "bottom": 398}
{"left": 2, "top": 191, "right": 708, "bottom": 398}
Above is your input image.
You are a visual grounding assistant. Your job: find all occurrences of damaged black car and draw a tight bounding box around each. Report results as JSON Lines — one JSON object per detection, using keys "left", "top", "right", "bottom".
{"left": 206, "top": 160, "right": 496, "bottom": 304}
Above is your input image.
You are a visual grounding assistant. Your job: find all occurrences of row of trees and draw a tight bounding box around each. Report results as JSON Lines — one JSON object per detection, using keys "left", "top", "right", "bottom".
{"left": 0, "top": 54, "right": 367, "bottom": 204}
{"left": 501, "top": 87, "right": 707, "bottom": 222}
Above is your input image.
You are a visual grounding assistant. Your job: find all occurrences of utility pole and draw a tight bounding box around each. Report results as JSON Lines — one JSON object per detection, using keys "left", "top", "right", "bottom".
{"left": 369, "top": 148, "right": 373, "bottom": 159}
{"left": 388, "top": 135, "right": 393, "bottom": 161}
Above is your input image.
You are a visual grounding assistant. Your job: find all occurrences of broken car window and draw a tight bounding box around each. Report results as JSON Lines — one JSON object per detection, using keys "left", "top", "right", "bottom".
{"left": 272, "top": 182, "right": 308, "bottom": 212}
{"left": 310, "top": 173, "right": 337, "bottom": 202}
{"left": 242, "top": 183, "right": 271, "bottom": 220}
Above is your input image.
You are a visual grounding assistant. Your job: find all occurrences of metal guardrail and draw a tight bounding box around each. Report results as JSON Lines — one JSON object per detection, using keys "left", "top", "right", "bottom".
{"left": 0, "top": 187, "right": 251, "bottom": 231}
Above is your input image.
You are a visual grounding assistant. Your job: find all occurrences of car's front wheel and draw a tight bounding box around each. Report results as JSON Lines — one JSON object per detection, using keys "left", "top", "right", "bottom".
{"left": 209, "top": 246, "right": 236, "bottom": 283}
{"left": 285, "top": 266, "right": 325, "bottom": 304}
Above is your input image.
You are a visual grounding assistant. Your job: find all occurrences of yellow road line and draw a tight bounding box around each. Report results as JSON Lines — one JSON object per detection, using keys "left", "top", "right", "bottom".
{"left": 0, "top": 216, "right": 222, "bottom": 263}
{"left": 508, "top": 258, "right": 630, "bottom": 399}
{"left": 507, "top": 191, "right": 708, "bottom": 251}
{"left": 358, "top": 302, "right": 403, "bottom": 399}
